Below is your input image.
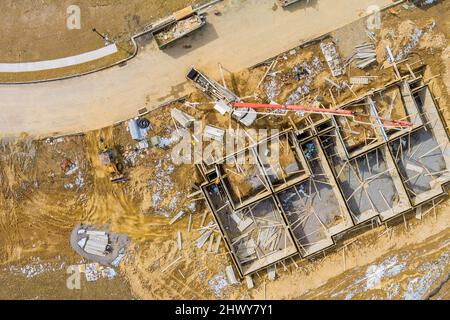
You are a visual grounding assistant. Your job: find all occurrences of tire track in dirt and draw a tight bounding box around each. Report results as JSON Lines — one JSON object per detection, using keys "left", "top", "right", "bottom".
{"left": 82, "top": 129, "right": 169, "bottom": 241}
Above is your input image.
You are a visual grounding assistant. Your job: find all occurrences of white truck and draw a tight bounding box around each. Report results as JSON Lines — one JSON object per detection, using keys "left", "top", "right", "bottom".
{"left": 186, "top": 67, "right": 257, "bottom": 127}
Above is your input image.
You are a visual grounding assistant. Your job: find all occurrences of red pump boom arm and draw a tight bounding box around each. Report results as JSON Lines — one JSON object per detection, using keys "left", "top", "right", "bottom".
{"left": 233, "top": 102, "right": 413, "bottom": 128}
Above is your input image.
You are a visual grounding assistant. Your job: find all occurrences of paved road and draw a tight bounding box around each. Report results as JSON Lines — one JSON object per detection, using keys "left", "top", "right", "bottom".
{"left": 0, "top": 0, "right": 391, "bottom": 138}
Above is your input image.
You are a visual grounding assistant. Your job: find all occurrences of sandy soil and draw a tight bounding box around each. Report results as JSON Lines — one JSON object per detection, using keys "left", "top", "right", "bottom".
{"left": 0, "top": 105, "right": 250, "bottom": 299}
{"left": 0, "top": 1, "right": 449, "bottom": 300}
{"left": 260, "top": 204, "right": 450, "bottom": 300}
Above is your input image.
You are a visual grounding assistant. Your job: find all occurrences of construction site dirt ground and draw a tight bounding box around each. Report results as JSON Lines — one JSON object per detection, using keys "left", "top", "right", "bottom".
{"left": 1, "top": 1, "right": 450, "bottom": 299}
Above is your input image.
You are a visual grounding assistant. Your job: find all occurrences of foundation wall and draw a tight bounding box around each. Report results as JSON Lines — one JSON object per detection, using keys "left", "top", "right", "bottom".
{"left": 200, "top": 78, "right": 450, "bottom": 277}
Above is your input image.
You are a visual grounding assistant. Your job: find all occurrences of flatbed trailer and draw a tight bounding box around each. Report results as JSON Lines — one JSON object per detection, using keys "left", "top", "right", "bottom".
{"left": 152, "top": 6, "right": 206, "bottom": 50}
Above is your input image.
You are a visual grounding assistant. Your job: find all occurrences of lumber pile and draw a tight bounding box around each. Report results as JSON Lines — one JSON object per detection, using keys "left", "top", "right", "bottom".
{"left": 257, "top": 226, "right": 281, "bottom": 252}
{"left": 79, "top": 230, "right": 109, "bottom": 257}
{"left": 346, "top": 43, "right": 377, "bottom": 69}
{"left": 230, "top": 212, "right": 254, "bottom": 232}
{"left": 236, "top": 238, "right": 258, "bottom": 263}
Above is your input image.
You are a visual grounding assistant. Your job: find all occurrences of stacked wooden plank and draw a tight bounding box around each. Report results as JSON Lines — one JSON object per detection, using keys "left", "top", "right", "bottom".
{"left": 350, "top": 76, "right": 370, "bottom": 85}
{"left": 83, "top": 231, "right": 109, "bottom": 257}
{"left": 346, "top": 43, "right": 377, "bottom": 69}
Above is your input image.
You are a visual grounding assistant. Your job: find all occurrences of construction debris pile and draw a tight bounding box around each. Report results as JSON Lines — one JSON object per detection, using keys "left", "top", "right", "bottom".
{"left": 153, "top": 13, "right": 205, "bottom": 48}
{"left": 285, "top": 57, "right": 324, "bottom": 104}
{"left": 232, "top": 206, "right": 289, "bottom": 265}
{"left": 320, "top": 41, "right": 344, "bottom": 77}
{"left": 78, "top": 262, "right": 117, "bottom": 282}
{"left": 196, "top": 220, "right": 221, "bottom": 253}
{"left": 378, "top": 19, "right": 438, "bottom": 64}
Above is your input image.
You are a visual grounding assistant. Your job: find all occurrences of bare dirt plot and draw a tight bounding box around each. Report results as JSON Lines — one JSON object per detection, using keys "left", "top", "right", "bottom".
{"left": 1, "top": 0, "right": 208, "bottom": 62}
{"left": 1, "top": 1, "right": 449, "bottom": 300}
{"left": 0, "top": 0, "right": 207, "bottom": 81}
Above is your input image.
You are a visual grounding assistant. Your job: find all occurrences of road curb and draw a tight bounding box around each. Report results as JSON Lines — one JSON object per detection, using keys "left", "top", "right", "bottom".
{"left": 0, "top": 0, "right": 224, "bottom": 85}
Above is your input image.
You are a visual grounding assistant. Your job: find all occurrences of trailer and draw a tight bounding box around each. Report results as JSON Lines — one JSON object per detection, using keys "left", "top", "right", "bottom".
{"left": 186, "top": 67, "right": 257, "bottom": 127}
{"left": 277, "top": 0, "right": 303, "bottom": 7}
{"left": 152, "top": 6, "right": 206, "bottom": 50}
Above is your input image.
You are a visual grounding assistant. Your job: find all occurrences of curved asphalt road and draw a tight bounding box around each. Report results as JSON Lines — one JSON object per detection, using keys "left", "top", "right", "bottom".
{"left": 0, "top": 0, "right": 391, "bottom": 138}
